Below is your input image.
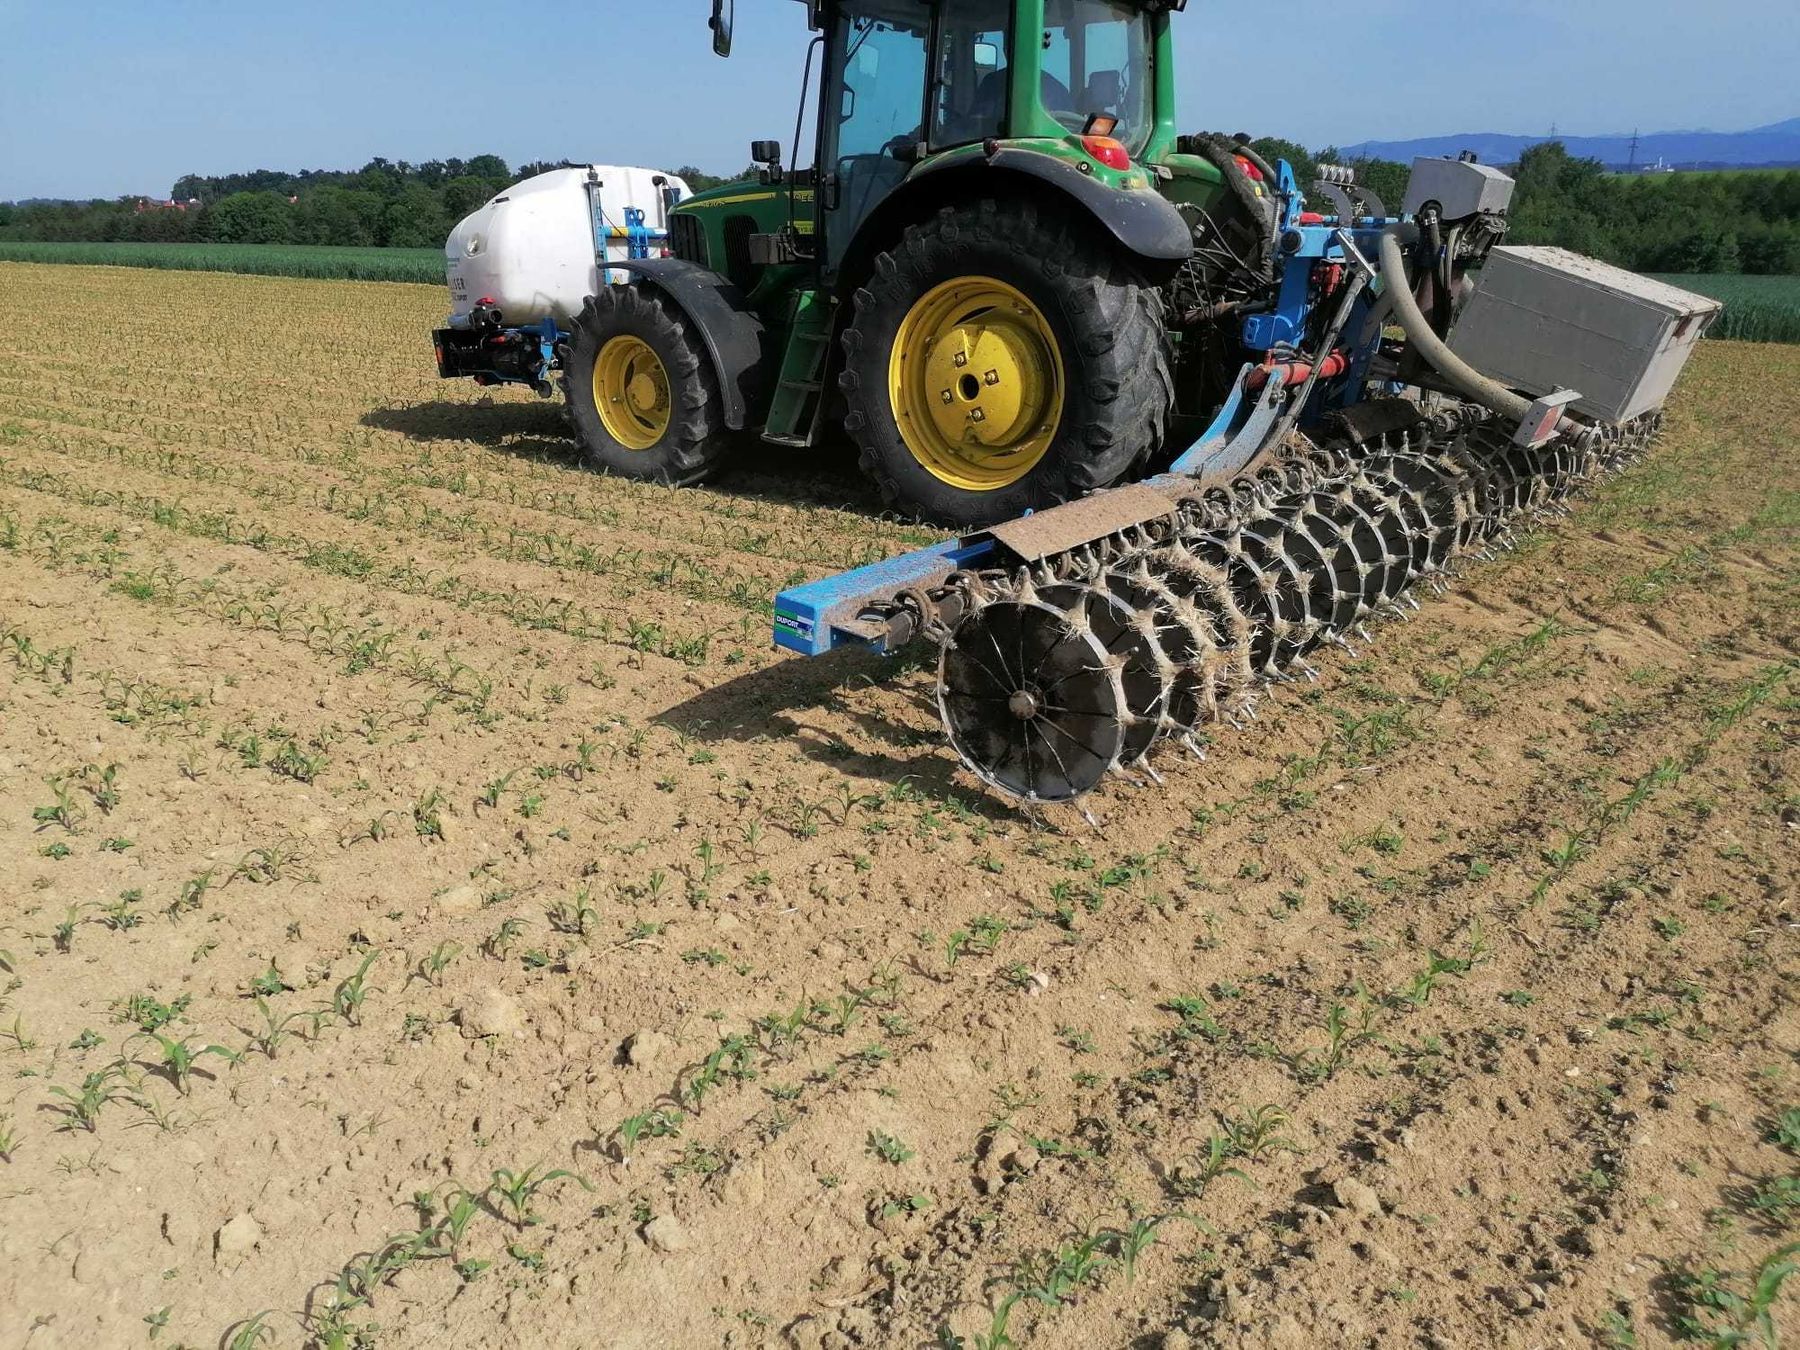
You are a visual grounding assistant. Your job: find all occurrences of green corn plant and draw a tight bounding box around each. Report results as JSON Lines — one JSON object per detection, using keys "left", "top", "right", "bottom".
{"left": 53, "top": 904, "right": 87, "bottom": 952}
{"left": 1102, "top": 1213, "right": 1196, "bottom": 1285}
{"left": 0, "top": 1015, "right": 35, "bottom": 1053}
{"left": 415, "top": 941, "right": 462, "bottom": 987}
{"left": 0, "top": 1111, "right": 18, "bottom": 1161}
{"left": 1291, "top": 999, "right": 1379, "bottom": 1083}
{"left": 80, "top": 761, "right": 123, "bottom": 813}
{"left": 477, "top": 770, "right": 517, "bottom": 811}
{"left": 1223, "top": 1104, "right": 1300, "bottom": 1161}
{"left": 1180, "top": 1131, "right": 1251, "bottom": 1198}
{"left": 48, "top": 1064, "right": 131, "bottom": 1131}
{"left": 241, "top": 997, "right": 332, "bottom": 1059}
{"left": 332, "top": 951, "right": 380, "bottom": 1025}
{"left": 486, "top": 1163, "right": 593, "bottom": 1230}
{"left": 168, "top": 868, "right": 216, "bottom": 919}
{"left": 223, "top": 1312, "right": 278, "bottom": 1350}
{"left": 413, "top": 787, "right": 447, "bottom": 841}
{"left": 755, "top": 993, "right": 812, "bottom": 1059}
{"left": 546, "top": 891, "right": 599, "bottom": 936}
{"left": 614, "top": 1108, "right": 683, "bottom": 1163}
{"left": 484, "top": 917, "right": 528, "bottom": 959}
{"left": 133, "top": 1031, "right": 241, "bottom": 1094}
{"left": 432, "top": 1184, "right": 484, "bottom": 1256}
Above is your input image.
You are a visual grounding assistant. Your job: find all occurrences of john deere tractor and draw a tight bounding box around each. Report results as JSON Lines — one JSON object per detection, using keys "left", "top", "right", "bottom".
{"left": 436, "top": 0, "right": 1720, "bottom": 806}
{"left": 564, "top": 0, "right": 1221, "bottom": 527}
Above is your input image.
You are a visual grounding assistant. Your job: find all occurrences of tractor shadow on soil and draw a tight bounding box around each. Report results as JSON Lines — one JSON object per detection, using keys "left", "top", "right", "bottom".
{"left": 361, "top": 401, "right": 888, "bottom": 516}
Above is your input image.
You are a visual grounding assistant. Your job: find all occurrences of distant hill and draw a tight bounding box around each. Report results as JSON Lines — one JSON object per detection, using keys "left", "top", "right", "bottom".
{"left": 1343, "top": 119, "right": 1800, "bottom": 171}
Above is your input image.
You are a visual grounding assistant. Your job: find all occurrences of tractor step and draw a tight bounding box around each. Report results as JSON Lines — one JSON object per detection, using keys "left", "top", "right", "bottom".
{"left": 762, "top": 289, "right": 833, "bottom": 446}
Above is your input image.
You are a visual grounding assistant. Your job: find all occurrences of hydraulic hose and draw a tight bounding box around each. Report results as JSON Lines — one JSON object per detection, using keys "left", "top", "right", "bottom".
{"left": 1378, "top": 223, "right": 1530, "bottom": 424}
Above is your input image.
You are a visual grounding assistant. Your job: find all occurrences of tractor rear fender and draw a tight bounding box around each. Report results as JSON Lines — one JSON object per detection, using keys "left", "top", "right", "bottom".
{"left": 602, "top": 259, "right": 771, "bottom": 431}
{"left": 837, "top": 147, "right": 1193, "bottom": 294}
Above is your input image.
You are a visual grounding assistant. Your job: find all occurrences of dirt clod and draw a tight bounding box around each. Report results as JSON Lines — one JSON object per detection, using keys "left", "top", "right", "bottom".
{"left": 642, "top": 1214, "right": 690, "bottom": 1253}
{"left": 214, "top": 1213, "right": 262, "bottom": 1262}
{"left": 1332, "top": 1177, "right": 1383, "bottom": 1218}
{"left": 457, "top": 988, "right": 523, "bottom": 1039}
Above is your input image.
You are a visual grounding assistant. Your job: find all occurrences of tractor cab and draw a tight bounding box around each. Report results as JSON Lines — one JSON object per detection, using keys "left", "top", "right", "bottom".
{"left": 802, "top": 0, "right": 1173, "bottom": 275}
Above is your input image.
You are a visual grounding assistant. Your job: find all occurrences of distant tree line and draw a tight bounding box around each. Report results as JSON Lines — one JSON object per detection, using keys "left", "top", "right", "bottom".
{"left": 3, "top": 144, "right": 1794, "bottom": 274}
{"left": 0, "top": 156, "right": 743, "bottom": 249}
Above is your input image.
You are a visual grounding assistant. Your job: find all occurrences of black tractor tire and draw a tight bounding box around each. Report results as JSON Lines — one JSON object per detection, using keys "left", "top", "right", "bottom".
{"left": 562, "top": 285, "right": 732, "bottom": 485}
{"left": 839, "top": 197, "right": 1173, "bottom": 527}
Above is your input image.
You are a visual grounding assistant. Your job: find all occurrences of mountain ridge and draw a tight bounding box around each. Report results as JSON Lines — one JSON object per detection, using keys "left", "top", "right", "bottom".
{"left": 1342, "top": 119, "right": 1800, "bottom": 169}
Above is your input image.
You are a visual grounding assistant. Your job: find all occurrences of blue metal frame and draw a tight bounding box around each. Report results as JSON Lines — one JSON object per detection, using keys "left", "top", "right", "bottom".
{"left": 770, "top": 158, "right": 1421, "bottom": 663}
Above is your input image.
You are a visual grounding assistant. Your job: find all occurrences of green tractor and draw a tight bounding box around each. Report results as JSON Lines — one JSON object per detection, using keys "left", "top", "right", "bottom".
{"left": 564, "top": 0, "right": 1252, "bottom": 528}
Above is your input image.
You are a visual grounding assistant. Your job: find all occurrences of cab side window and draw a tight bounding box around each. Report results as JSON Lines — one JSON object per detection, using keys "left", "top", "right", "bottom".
{"left": 930, "top": 2, "right": 1011, "bottom": 148}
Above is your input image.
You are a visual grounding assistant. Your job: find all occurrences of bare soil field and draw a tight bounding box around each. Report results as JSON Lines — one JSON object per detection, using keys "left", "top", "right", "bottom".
{"left": 0, "top": 262, "right": 1795, "bottom": 1350}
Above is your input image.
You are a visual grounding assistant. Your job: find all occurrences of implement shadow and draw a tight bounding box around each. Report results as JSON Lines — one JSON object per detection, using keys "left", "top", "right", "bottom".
{"left": 360, "top": 400, "right": 889, "bottom": 516}
{"left": 654, "top": 642, "right": 1005, "bottom": 810}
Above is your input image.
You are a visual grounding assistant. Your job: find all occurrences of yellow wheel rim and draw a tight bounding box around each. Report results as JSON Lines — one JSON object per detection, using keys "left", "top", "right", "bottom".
{"left": 592, "top": 335, "right": 671, "bottom": 451}
{"left": 889, "top": 277, "right": 1065, "bottom": 491}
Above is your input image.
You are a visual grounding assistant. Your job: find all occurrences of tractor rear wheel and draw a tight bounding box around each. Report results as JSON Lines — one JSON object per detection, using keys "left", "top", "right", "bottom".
{"left": 564, "top": 285, "right": 731, "bottom": 485}
{"left": 840, "top": 198, "right": 1172, "bottom": 527}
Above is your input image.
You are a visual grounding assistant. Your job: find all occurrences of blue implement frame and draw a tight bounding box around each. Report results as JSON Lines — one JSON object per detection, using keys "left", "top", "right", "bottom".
{"left": 770, "top": 164, "right": 1416, "bottom": 661}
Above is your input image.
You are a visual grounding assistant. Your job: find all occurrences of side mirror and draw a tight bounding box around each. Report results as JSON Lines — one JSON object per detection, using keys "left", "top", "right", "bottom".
{"left": 751, "top": 140, "right": 783, "bottom": 168}
{"left": 710, "top": 0, "right": 734, "bottom": 57}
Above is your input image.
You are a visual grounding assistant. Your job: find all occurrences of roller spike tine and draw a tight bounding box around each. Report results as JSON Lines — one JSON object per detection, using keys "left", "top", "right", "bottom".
{"left": 1080, "top": 807, "right": 1100, "bottom": 830}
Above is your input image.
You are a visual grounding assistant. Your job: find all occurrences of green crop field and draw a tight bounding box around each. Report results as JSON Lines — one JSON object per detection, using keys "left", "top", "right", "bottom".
{"left": 0, "top": 240, "right": 443, "bottom": 283}
{"left": 1652, "top": 272, "right": 1800, "bottom": 344}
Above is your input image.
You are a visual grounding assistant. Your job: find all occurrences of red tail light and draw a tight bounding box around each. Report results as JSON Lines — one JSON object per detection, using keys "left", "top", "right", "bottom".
{"left": 1081, "top": 136, "right": 1131, "bottom": 171}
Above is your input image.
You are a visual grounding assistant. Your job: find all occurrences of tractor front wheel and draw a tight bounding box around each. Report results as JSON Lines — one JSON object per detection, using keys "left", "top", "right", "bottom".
{"left": 564, "top": 285, "right": 731, "bottom": 485}
{"left": 840, "top": 198, "right": 1172, "bottom": 527}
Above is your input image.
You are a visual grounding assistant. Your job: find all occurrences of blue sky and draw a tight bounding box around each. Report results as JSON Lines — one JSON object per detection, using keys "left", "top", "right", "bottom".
{"left": 2, "top": 0, "right": 1796, "bottom": 200}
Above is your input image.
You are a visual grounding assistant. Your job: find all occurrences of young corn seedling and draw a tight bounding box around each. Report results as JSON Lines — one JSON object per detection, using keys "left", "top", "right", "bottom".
{"left": 223, "top": 1312, "right": 277, "bottom": 1350}
{"left": 476, "top": 770, "right": 518, "bottom": 812}
{"left": 1290, "top": 999, "right": 1379, "bottom": 1083}
{"left": 133, "top": 1031, "right": 241, "bottom": 1094}
{"left": 79, "top": 761, "right": 123, "bottom": 813}
{"left": 53, "top": 905, "right": 87, "bottom": 953}
{"left": 0, "top": 1015, "right": 35, "bottom": 1053}
{"left": 168, "top": 869, "right": 216, "bottom": 919}
{"left": 487, "top": 1163, "right": 594, "bottom": 1229}
{"left": 1178, "top": 1131, "right": 1252, "bottom": 1199}
{"left": 614, "top": 1108, "right": 683, "bottom": 1163}
{"left": 241, "top": 997, "right": 332, "bottom": 1059}
{"left": 1223, "top": 1104, "right": 1300, "bottom": 1161}
{"left": 755, "top": 994, "right": 812, "bottom": 1059}
{"left": 332, "top": 951, "right": 380, "bottom": 1026}
{"left": 32, "top": 776, "right": 85, "bottom": 833}
{"left": 413, "top": 787, "right": 447, "bottom": 841}
{"left": 49, "top": 1064, "right": 131, "bottom": 1131}
{"left": 0, "top": 1112, "right": 18, "bottom": 1161}
{"left": 414, "top": 941, "right": 462, "bottom": 987}
{"left": 684, "top": 1035, "right": 756, "bottom": 1113}
{"left": 546, "top": 891, "right": 600, "bottom": 936}
{"left": 424, "top": 1183, "right": 485, "bottom": 1258}
{"left": 484, "top": 918, "right": 528, "bottom": 960}
{"left": 1101, "top": 1213, "right": 1197, "bottom": 1285}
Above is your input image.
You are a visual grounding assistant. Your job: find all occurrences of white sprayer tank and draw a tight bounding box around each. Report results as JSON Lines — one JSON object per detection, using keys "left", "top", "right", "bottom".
{"left": 444, "top": 165, "right": 692, "bottom": 327}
